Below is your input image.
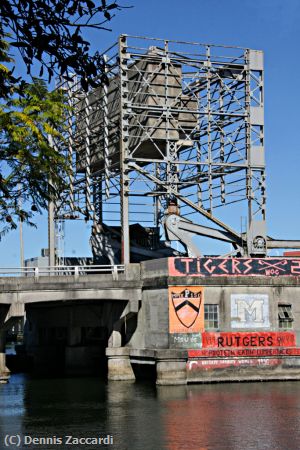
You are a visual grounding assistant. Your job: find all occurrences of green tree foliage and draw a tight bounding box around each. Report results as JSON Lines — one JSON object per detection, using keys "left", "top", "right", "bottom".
{"left": 0, "top": 56, "right": 68, "bottom": 235}
{"left": 0, "top": 0, "right": 121, "bottom": 90}
{"left": 1, "top": 35, "right": 68, "bottom": 236}
{"left": 0, "top": 1, "right": 123, "bottom": 237}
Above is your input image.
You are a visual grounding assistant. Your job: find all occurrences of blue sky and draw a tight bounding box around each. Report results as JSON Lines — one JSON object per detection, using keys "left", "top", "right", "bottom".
{"left": 1, "top": 0, "right": 300, "bottom": 266}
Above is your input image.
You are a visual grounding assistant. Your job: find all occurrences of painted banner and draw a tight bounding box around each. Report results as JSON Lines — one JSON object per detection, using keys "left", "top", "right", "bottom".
{"left": 169, "top": 257, "right": 300, "bottom": 277}
{"left": 231, "top": 294, "right": 270, "bottom": 328}
{"left": 201, "top": 331, "right": 296, "bottom": 348}
{"left": 188, "top": 332, "right": 299, "bottom": 370}
{"left": 168, "top": 286, "right": 204, "bottom": 334}
{"left": 188, "top": 347, "right": 300, "bottom": 358}
{"left": 188, "top": 358, "right": 282, "bottom": 370}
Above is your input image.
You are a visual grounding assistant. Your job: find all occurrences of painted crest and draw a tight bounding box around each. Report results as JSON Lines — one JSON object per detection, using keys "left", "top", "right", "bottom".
{"left": 172, "top": 288, "right": 202, "bottom": 329}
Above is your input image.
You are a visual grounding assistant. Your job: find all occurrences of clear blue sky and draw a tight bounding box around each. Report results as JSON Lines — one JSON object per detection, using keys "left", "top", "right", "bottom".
{"left": 1, "top": 0, "right": 300, "bottom": 266}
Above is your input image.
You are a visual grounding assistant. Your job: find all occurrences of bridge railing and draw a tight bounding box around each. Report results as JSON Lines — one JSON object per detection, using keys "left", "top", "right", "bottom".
{"left": 0, "top": 265, "right": 125, "bottom": 280}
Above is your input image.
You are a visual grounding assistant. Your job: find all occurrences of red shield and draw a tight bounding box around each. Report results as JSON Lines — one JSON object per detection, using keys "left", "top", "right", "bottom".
{"left": 172, "top": 289, "right": 202, "bottom": 329}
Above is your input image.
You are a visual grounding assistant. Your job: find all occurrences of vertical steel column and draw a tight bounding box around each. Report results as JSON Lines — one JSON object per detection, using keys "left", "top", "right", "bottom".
{"left": 164, "top": 40, "right": 171, "bottom": 199}
{"left": 119, "top": 35, "right": 130, "bottom": 264}
{"left": 196, "top": 142, "right": 203, "bottom": 207}
{"left": 164, "top": 40, "right": 178, "bottom": 202}
{"left": 103, "top": 55, "right": 110, "bottom": 199}
{"left": 197, "top": 75, "right": 202, "bottom": 208}
{"left": 245, "top": 49, "right": 252, "bottom": 228}
{"left": 206, "top": 45, "right": 212, "bottom": 213}
{"left": 67, "top": 79, "right": 75, "bottom": 213}
{"left": 219, "top": 79, "right": 225, "bottom": 204}
{"left": 155, "top": 163, "right": 161, "bottom": 228}
{"left": 93, "top": 175, "right": 103, "bottom": 223}
{"left": 84, "top": 93, "right": 94, "bottom": 219}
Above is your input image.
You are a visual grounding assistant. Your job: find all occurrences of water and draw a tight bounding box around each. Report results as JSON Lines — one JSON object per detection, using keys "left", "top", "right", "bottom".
{"left": 1, "top": 375, "right": 300, "bottom": 449}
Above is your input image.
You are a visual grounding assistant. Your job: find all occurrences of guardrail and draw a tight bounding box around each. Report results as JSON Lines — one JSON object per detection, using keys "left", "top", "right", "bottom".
{"left": 0, "top": 265, "right": 125, "bottom": 280}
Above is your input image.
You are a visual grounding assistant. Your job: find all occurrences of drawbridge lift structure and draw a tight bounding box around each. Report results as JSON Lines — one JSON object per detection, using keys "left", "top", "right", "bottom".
{"left": 54, "top": 35, "right": 300, "bottom": 263}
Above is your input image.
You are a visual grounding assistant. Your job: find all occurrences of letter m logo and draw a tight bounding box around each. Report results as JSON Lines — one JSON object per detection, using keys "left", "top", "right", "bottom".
{"left": 231, "top": 294, "right": 270, "bottom": 329}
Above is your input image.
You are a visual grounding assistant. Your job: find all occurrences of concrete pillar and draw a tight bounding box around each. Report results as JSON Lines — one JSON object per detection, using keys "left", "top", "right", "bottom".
{"left": 0, "top": 330, "right": 10, "bottom": 383}
{"left": 106, "top": 347, "right": 135, "bottom": 381}
{"left": 156, "top": 350, "right": 187, "bottom": 386}
{"left": 108, "top": 320, "right": 122, "bottom": 348}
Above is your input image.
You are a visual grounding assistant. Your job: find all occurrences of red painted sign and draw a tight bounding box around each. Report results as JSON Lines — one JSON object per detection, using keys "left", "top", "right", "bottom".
{"left": 201, "top": 332, "right": 296, "bottom": 348}
{"left": 169, "top": 257, "right": 300, "bottom": 277}
{"left": 188, "top": 347, "right": 300, "bottom": 358}
{"left": 187, "top": 332, "right": 299, "bottom": 370}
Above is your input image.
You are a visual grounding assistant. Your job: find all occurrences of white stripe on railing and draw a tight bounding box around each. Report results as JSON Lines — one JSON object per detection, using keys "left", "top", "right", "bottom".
{"left": 0, "top": 265, "right": 125, "bottom": 280}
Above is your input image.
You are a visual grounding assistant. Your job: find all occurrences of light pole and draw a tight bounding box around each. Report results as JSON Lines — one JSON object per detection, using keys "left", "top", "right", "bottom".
{"left": 19, "top": 184, "right": 24, "bottom": 270}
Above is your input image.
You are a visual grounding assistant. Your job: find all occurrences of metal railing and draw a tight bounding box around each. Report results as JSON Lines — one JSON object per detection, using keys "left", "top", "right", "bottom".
{"left": 0, "top": 265, "right": 125, "bottom": 280}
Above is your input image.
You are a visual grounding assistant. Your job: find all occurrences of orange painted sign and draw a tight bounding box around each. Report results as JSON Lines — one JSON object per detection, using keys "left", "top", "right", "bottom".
{"left": 169, "top": 286, "right": 204, "bottom": 334}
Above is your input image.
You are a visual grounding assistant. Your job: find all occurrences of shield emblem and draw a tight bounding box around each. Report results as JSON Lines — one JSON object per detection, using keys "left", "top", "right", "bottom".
{"left": 172, "top": 289, "right": 202, "bottom": 329}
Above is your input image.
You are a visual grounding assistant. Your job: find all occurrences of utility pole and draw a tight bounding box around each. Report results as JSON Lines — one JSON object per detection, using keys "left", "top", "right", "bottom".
{"left": 19, "top": 184, "right": 24, "bottom": 270}
{"left": 19, "top": 219, "right": 24, "bottom": 268}
{"left": 47, "top": 135, "right": 56, "bottom": 267}
{"left": 48, "top": 201, "right": 55, "bottom": 267}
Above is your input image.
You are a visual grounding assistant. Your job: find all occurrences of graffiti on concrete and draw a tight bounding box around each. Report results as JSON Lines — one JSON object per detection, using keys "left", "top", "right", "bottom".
{"left": 188, "top": 358, "right": 281, "bottom": 370}
{"left": 168, "top": 286, "right": 204, "bottom": 348}
{"left": 169, "top": 257, "right": 300, "bottom": 277}
{"left": 168, "top": 286, "right": 204, "bottom": 334}
{"left": 231, "top": 294, "right": 270, "bottom": 328}
{"left": 188, "top": 347, "right": 300, "bottom": 358}
{"left": 201, "top": 331, "right": 296, "bottom": 348}
{"left": 187, "top": 331, "right": 298, "bottom": 369}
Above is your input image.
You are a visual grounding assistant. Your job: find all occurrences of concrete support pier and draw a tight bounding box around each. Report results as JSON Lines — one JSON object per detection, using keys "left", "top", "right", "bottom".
{"left": 156, "top": 350, "right": 187, "bottom": 385}
{"left": 106, "top": 347, "right": 135, "bottom": 381}
{"left": 106, "top": 348, "right": 188, "bottom": 385}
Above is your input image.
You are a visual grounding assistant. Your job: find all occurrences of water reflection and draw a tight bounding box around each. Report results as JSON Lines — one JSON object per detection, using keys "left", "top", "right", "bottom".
{"left": 0, "top": 374, "right": 24, "bottom": 442}
{"left": 1, "top": 376, "right": 300, "bottom": 449}
{"left": 160, "top": 383, "right": 300, "bottom": 450}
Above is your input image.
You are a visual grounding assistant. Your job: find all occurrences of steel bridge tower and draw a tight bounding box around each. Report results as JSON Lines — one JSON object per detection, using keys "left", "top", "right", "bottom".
{"left": 55, "top": 35, "right": 269, "bottom": 263}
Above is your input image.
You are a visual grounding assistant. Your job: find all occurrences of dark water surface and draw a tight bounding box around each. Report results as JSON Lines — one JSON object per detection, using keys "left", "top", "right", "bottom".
{"left": 1, "top": 375, "right": 300, "bottom": 450}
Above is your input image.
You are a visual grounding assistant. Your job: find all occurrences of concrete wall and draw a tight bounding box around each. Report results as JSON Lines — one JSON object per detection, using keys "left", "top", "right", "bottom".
{"left": 126, "top": 288, "right": 169, "bottom": 349}
{"left": 134, "top": 279, "right": 300, "bottom": 351}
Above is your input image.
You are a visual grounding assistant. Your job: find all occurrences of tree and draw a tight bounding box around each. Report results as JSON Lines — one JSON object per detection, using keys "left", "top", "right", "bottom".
{"left": 0, "top": 1, "right": 123, "bottom": 237}
{"left": 0, "top": 0, "right": 122, "bottom": 89}
{"left": 0, "top": 45, "right": 69, "bottom": 235}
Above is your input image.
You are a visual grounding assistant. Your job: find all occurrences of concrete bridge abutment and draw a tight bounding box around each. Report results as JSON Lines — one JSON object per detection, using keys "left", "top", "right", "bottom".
{"left": 3, "top": 257, "right": 300, "bottom": 384}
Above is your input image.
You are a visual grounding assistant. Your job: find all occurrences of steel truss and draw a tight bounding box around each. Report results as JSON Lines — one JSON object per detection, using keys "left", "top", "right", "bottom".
{"left": 55, "top": 35, "right": 267, "bottom": 263}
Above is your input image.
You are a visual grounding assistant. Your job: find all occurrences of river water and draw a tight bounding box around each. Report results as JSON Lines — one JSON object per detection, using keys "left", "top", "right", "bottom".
{"left": 1, "top": 374, "right": 300, "bottom": 449}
